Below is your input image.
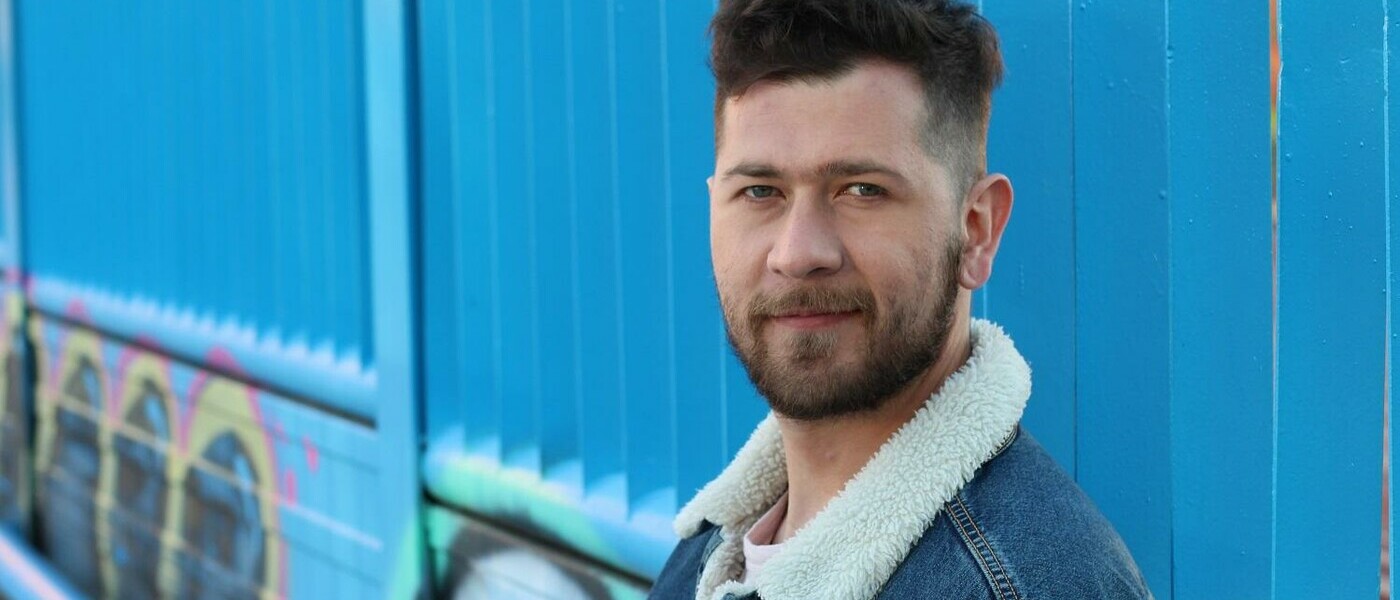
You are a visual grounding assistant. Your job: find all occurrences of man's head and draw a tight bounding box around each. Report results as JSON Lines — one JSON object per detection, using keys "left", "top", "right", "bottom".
{"left": 708, "top": 0, "right": 1014, "bottom": 421}
{"left": 710, "top": 0, "right": 1003, "bottom": 194}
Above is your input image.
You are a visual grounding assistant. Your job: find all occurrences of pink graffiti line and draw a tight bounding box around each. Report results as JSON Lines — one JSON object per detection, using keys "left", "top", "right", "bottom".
{"left": 302, "top": 435, "right": 320, "bottom": 474}
{"left": 63, "top": 298, "right": 90, "bottom": 324}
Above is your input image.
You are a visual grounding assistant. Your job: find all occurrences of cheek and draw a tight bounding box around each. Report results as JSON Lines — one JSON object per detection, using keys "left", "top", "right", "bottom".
{"left": 847, "top": 235, "right": 940, "bottom": 306}
{"left": 711, "top": 212, "right": 770, "bottom": 283}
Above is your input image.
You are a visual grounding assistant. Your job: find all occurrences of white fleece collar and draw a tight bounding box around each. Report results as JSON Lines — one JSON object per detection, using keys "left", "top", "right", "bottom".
{"left": 674, "top": 319, "right": 1031, "bottom": 600}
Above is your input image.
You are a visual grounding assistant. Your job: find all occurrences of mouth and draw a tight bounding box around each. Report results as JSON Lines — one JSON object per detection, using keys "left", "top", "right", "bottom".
{"left": 768, "top": 309, "right": 861, "bottom": 330}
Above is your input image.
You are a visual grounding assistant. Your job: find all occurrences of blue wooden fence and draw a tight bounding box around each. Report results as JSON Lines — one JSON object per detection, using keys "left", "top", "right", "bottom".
{"left": 0, "top": 0, "right": 1392, "bottom": 598}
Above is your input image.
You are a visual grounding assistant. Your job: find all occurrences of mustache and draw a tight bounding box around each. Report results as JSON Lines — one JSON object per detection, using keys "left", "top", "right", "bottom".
{"left": 747, "top": 286, "right": 877, "bottom": 320}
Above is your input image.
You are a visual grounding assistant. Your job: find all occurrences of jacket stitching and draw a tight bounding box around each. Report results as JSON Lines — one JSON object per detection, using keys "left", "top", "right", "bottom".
{"left": 946, "top": 498, "right": 1006, "bottom": 600}
{"left": 994, "top": 427, "right": 1019, "bottom": 456}
{"left": 971, "top": 429, "right": 1022, "bottom": 599}
{"left": 958, "top": 496, "right": 1023, "bottom": 600}
{"left": 950, "top": 498, "right": 1013, "bottom": 600}
{"left": 955, "top": 495, "right": 1022, "bottom": 600}
{"left": 949, "top": 495, "right": 1022, "bottom": 600}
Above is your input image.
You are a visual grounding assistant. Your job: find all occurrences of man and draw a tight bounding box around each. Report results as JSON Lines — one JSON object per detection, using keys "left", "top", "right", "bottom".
{"left": 650, "top": 1, "right": 1151, "bottom": 598}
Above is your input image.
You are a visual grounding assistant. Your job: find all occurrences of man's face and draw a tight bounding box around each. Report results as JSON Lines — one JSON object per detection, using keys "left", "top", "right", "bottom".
{"left": 710, "top": 61, "right": 966, "bottom": 421}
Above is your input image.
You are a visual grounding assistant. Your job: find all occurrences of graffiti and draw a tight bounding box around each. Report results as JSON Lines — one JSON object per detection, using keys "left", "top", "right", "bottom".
{"left": 28, "top": 314, "right": 287, "bottom": 599}
{"left": 0, "top": 292, "right": 26, "bottom": 526}
{"left": 34, "top": 327, "right": 106, "bottom": 596}
{"left": 430, "top": 510, "right": 648, "bottom": 600}
{"left": 169, "top": 374, "right": 282, "bottom": 598}
{"left": 102, "top": 354, "right": 174, "bottom": 599}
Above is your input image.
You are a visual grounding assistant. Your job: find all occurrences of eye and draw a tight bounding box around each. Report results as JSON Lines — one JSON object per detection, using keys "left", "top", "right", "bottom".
{"left": 841, "top": 183, "right": 887, "bottom": 198}
{"left": 742, "top": 185, "right": 780, "bottom": 200}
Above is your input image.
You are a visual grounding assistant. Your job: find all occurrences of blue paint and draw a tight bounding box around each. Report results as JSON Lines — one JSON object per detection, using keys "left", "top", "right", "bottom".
{"left": 490, "top": 0, "right": 541, "bottom": 475}
{"left": 15, "top": 0, "right": 371, "bottom": 372}
{"left": 529, "top": 0, "right": 580, "bottom": 482}
{"left": 569, "top": 0, "right": 627, "bottom": 499}
{"left": 360, "top": 0, "right": 427, "bottom": 597}
{"left": 416, "top": 0, "right": 461, "bottom": 446}
{"left": 613, "top": 0, "right": 677, "bottom": 513}
{"left": 1165, "top": 1, "right": 1274, "bottom": 596}
{"left": 1276, "top": 0, "right": 1387, "bottom": 596}
{"left": 25, "top": 277, "right": 377, "bottom": 420}
{"left": 1389, "top": 0, "right": 1400, "bottom": 595}
{"left": 663, "top": 0, "right": 726, "bottom": 506}
{"left": 980, "top": 0, "right": 1077, "bottom": 474}
{"left": 1071, "top": 0, "right": 1173, "bottom": 595}
{"left": 2, "top": 2, "right": 1395, "bottom": 598}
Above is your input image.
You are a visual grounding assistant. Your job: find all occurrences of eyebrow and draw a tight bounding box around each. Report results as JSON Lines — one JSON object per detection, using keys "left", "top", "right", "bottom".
{"left": 720, "top": 159, "right": 909, "bottom": 186}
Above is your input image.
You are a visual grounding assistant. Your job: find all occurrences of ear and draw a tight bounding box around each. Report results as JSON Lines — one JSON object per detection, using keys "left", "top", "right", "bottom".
{"left": 959, "top": 173, "right": 1014, "bottom": 290}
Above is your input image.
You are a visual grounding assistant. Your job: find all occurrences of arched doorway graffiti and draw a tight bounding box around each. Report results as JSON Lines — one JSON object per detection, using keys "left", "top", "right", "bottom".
{"left": 166, "top": 375, "right": 283, "bottom": 599}
{"left": 103, "top": 358, "right": 175, "bottom": 600}
{"left": 35, "top": 328, "right": 107, "bottom": 597}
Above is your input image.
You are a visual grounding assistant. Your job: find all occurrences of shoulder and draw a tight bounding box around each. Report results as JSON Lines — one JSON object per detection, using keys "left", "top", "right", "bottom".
{"left": 650, "top": 521, "right": 721, "bottom": 599}
{"left": 884, "top": 429, "right": 1154, "bottom": 599}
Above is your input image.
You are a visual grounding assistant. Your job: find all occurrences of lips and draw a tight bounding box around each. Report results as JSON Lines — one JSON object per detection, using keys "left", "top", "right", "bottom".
{"left": 769, "top": 310, "right": 860, "bottom": 330}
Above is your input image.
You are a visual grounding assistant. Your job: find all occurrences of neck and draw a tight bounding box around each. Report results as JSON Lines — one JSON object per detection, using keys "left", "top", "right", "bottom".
{"left": 771, "top": 307, "right": 973, "bottom": 544}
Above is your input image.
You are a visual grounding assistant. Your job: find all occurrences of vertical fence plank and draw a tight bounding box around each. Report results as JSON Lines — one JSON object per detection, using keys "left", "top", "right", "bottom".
{"left": 980, "top": 0, "right": 1077, "bottom": 473}
{"left": 530, "top": 0, "right": 580, "bottom": 481}
{"left": 0, "top": 0, "right": 15, "bottom": 273}
{"left": 614, "top": 0, "right": 676, "bottom": 514}
{"left": 490, "top": 0, "right": 540, "bottom": 473}
{"left": 451, "top": 0, "right": 499, "bottom": 459}
{"left": 1390, "top": 0, "right": 1400, "bottom": 594}
{"left": 573, "top": 0, "right": 627, "bottom": 503}
{"left": 416, "top": 0, "right": 458, "bottom": 445}
{"left": 529, "top": 0, "right": 585, "bottom": 481}
{"left": 1276, "top": 0, "right": 1387, "bottom": 596}
{"left": 663, "top": 0, "right": 725, "bottom": 505}
{"left": 361, "top": 0, "right": 426, "bottom": 594}
{"left": 1166, "top": 0, "right": 1274, "bottom": 596}
{"left": 1072, "top": 0, "right": 1173, "bottom": 595}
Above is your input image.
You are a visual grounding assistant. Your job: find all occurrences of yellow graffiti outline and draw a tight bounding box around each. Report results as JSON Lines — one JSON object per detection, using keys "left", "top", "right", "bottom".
{"left": 28, "top": 318, "right": 108, "bottom": 596}
{"left": 159, "top": 375, "right": 283, "bottom": 599}
{"left": 96, "top": 351, "right": 178, "bottom": 597}
{"left": 32, "top": 320, "right": 106, "bottom": 495}
{"left": 0, "top": 292, "right": 20, "bottom": 515}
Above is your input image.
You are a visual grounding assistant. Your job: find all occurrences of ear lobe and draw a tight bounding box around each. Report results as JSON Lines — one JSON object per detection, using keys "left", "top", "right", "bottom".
{"left": 958, "top": 174, "right": 1014, "bottom": 290}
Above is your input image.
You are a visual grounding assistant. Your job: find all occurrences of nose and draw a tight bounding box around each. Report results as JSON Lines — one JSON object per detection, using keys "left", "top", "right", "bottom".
{"left": 767, "top": 199, "right": 844, "bottom": 279}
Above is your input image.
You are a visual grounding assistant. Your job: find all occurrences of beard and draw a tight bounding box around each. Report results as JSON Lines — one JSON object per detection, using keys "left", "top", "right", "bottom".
{"left": 721, "top": 243, "right": 963, "bottom": 421}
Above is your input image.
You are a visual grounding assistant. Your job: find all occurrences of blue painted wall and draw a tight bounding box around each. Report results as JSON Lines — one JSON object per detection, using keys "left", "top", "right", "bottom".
{"left": 5, "top": 0, "right": 427, "bottom": 596}
{"left": 16, "top": 0, "right": 376, "bottom": 418}
{"left": 0, "top": 1, "right": 1392, "bottom": 599}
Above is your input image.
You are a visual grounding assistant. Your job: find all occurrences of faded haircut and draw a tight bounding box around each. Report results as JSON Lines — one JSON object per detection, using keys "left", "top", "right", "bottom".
{"left": 709, "top": 0, "right": 1004, "bottom": 196}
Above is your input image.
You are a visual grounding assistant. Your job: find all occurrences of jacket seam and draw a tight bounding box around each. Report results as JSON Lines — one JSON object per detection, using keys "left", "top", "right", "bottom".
{"left": 947, "top": 495, "right": 1022, "bottom": 600}
{"left": 993, "top": 427, "right": 1019, "bottom": 457}
{"left": 945, "top": 498, "right": 1004, "bottom": 600}
{"left": 956, "top": 495, "right": 1022, "bottom": 600}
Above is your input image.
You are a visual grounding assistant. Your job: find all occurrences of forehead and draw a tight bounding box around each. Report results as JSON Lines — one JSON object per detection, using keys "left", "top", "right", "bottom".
{"left": 717, "top": 61, "right": 930, "bottom": 172}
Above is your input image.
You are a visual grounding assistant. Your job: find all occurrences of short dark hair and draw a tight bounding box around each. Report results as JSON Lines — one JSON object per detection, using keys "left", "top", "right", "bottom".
{"left": 709, "top": 0, "right": 1004, "bottom": 195}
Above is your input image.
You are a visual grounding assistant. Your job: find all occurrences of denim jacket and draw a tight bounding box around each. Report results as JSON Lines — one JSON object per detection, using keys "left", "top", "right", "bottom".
{"left": 649, "top": 320, "right": 1152, "bottom": 600}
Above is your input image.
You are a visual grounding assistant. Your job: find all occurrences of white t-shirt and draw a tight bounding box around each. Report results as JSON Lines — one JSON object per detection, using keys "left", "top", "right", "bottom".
{"left": 741, "top": 492, "right": 789, "bottom": 585}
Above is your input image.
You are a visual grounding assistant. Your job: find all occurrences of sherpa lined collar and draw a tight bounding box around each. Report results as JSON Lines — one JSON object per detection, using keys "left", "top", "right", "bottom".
{"left": 673, "top": 318, "right": 1031, "bottom": 600}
